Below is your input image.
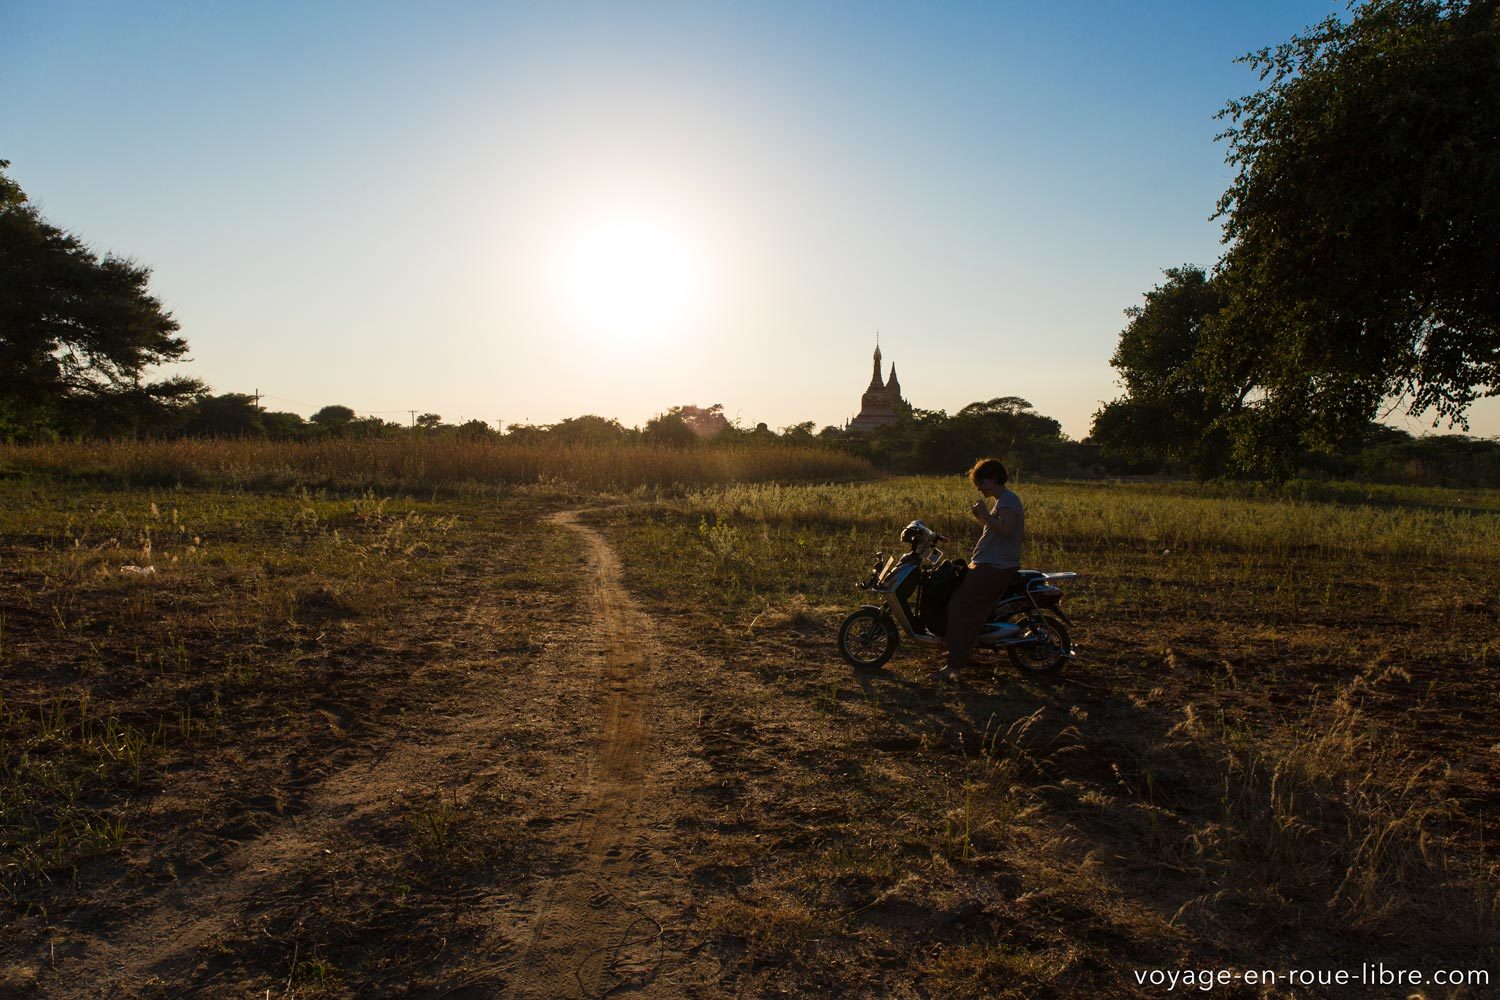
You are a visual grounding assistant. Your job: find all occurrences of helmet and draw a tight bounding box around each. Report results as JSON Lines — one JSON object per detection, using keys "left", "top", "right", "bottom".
{"left": 900, "top": 520, "right": 934, "bottom": 545}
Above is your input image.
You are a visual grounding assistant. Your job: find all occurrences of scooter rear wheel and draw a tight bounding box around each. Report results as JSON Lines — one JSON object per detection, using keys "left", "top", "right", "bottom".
{"left": 1006, "top": 615, "right": 1072, "bottom": 675}
{"left": 838, "top": 607, "right": 898, "bottom": 670}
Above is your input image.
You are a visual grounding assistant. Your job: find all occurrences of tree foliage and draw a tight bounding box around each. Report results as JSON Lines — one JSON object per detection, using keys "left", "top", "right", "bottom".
{"left": 841, "top": 398, "right": 1081, "bottom": 475}
{"left": 643, "top": 410, "right": 699, "bottom": 448}
{"left": 545, "top": 414, "right": 629, "bottom": 445}
{"left": 310, "top": 405, "right": 355, "bottom": 427}
{"left": 1211, "top": 0, "right": 1500, "bottom": 467}
{"left": 0, "top": 161, "right": 202, "bottom": 439}
{"left": 674, "top": 403, "right": 730, "bottom": 439}
{"left": 1091, "top": 266, "right": 1237, "bottom": 477}
{"left": 185, "top": 393, "right": 266, "bottom": 437}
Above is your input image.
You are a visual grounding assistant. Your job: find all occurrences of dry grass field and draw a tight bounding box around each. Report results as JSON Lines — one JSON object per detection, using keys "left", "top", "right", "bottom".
{"left": 0, "top": 438, "right": 873, "bottom": 492}
{"left": 1, "top": 446, "right": 1495, "bottom": 997}
{"left": 590, "top": 478, "right": 1499, "bottom": 995}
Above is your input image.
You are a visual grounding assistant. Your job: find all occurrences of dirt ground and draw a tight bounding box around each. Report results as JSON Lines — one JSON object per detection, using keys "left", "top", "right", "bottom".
{"left": 4, "top": 496, "right": 721, "bottom": 997}
{"left": 4, "top": 481, "right": 1496, "bottom": 998}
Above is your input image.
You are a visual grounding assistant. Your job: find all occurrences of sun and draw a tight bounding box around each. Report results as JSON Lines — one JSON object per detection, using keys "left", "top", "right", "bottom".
{"left": 549, "top": 209, "right": 708, "bottom": 340}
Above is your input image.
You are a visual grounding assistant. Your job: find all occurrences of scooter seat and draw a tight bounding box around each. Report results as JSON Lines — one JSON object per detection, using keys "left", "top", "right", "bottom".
{"left": 1002, "top": 569, "right": 1046, "bottom": 596}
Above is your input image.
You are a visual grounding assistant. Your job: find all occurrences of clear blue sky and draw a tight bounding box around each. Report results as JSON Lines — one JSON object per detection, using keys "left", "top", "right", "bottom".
{"left": 5, "top": 1, "right": 1494, "bottom": 437}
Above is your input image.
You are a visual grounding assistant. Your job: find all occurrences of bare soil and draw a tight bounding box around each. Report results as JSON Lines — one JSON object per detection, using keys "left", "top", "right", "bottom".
{"left": 4, "top": 500, "right": 714, "bottom": 998}
{"left": 505, "top": 511, "right": 714, "bottom": 999}
{"left": 5, "top": 480, "right": 1495, "bottom": 999}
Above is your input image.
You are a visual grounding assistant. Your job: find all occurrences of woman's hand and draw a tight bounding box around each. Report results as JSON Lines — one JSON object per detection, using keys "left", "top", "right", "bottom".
{"left": 971, "top": 499, "right": 1016, "bottom": 536}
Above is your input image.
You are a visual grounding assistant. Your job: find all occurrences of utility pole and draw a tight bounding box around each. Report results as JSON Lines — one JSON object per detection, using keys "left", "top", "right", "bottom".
{"left": 409, "top": 410, "right": 416, "bottom": 428}
{"left": 253, "top": 388, "right": 260, "bottom": 409}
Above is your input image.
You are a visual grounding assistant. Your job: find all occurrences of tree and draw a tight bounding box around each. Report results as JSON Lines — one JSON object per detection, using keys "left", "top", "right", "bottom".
{"left": 310, "top": 405, "right": 356, "bottom": 429}
{"left": 0, "top": 160, "right": 202, "bottom": 439}
{"left": 643, "top": 410, "right": 699, "bottom": 448}
{"left": 503, "top": 422, "right": 545, "bottom": 444}
{"left": 185, "top": 393, "right": 265, "bottom": 437}
{"left": 1090, "top": 266, "right": 1238, "bottom": 477}
{"left": 262, "top": 410, "right": 308, "bottom": 439}
{"left": 780, "top": 420, "right": 817, "bottom": 442}
{"left": 455, "top": 418, "right": 496, "bottom": 440}
{"left": 543, "top": 414, "right": 628, "bottom": 445}
{"left": 1211, "top": 0, "right": 1500, "bottom": 469}
{"left": 675, "top": 404, "right": 730, "bottom": 439}
{"left": 349, "top": 415, "right": 399, "bottom": 436}
{"left": 415, "top": 412, "right": 443, "bottom": 429}
{"left": 836, "top": 401, "right": 1072, "bottom": 474}
{"left": 958, "top": 397, "right": 1034, "bottom": 417}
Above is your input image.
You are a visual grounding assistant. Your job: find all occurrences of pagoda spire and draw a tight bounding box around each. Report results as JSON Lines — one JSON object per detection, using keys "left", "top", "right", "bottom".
{"left": 868, "top": 334, "right": 884, "bottom": 390}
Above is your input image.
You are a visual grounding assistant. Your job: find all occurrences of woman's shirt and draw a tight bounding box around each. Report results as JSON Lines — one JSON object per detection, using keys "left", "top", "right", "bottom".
{"left": 971, "top": 488, "right": 1024, "bottom": 569}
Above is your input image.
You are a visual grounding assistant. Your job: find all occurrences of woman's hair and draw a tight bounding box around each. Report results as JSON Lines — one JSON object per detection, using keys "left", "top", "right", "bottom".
{"left": 967, "top": 458, "right": 1008, "bottom": 486}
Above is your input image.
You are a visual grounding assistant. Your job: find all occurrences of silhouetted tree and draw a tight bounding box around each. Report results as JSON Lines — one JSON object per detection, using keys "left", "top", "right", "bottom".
{"left": 544, "top": 414, "right": 629, "bottom": 445}
{"left": 456, "top": 418, "right": 496, "bottom": 440}
{"left": 1209, "top": 0, "right": 1500, "bottom": 472}
{"left": 186, "top": 393, "right": 265, "bottom": 437}
{"left": 1091, "top": 266, "right": 1237, "bottom": 478}
{"left": 958, "top": 397, "right": 1034, "bottom": 417}
{"left": 503, "top": 422, "right": 544, "bottom": 444}
{"left": 310, "top": 405, "right": 356, "bottom": 430}
{"left": 348, "top": 415, "right": 400, "bottom": 437}
{"left": 0, "top": 160, "right": 202, "bottom": 439}
{"left": 643, "top": 411, "right": 698, "bottom": 448}
{"left": 780, "top": 421, "right": 816, "bottom": 442}
{"left": 676, "top": 404, "right": 730, "bottom": 439}
{"left": 262, "top": 411, "right": 308, "bottom": 440}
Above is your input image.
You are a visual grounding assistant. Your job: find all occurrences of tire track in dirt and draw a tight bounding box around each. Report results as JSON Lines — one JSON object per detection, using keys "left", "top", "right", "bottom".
{"left": 33, "top": 608, "right": 531, "bottom": 997}
{"left": 506, "top": 509, "right": 687, "bottom": 999}
{"left": 30, "top": 506, "right": 710, "bottom": 998}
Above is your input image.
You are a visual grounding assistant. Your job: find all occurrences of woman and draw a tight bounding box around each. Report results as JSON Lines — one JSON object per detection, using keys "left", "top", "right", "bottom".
{"left": 934, "top": 457, "right": 1024, "bottom": 683}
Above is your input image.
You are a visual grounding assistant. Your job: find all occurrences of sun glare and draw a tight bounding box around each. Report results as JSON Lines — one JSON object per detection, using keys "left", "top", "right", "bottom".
{"left": 549, "top": 209, "right": 708, "bottom": 341}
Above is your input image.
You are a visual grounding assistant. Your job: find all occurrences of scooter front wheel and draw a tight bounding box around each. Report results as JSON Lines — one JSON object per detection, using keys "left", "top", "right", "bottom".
{"left": 838, "top": 607, "right": 899, "bottom": 670}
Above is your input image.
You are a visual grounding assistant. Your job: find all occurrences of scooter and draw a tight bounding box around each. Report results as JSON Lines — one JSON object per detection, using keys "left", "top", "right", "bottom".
{"left": 837, "top": 519, "right": 1077, "bottom": 675}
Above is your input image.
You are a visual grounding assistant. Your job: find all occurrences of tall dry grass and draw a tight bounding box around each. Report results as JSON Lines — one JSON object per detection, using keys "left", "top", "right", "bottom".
{"left": 0, "top": 437, "right": 874, "bottom": 492}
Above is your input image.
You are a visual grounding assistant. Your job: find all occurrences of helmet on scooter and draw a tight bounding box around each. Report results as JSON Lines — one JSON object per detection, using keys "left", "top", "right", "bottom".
{"left": 901, "top": 520, "right": 935, "bottom": 546}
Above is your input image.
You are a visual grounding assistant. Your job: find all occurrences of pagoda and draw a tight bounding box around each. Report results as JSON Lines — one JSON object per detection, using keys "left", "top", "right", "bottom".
{"left": 846, "top": 337, "right": 907, "bottom": 434}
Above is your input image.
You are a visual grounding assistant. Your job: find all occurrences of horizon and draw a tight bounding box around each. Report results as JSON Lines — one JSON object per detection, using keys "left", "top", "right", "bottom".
{"left": 5, "top": 0, "right": 1497, "bottom": 440}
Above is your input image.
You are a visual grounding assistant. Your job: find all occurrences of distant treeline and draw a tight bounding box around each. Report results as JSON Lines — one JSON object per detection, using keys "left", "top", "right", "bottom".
{"left": 62, "top": 393, "right": 1094, "bottom": 474}
{"left": 79, "top": 392, "right": 1107, "bottom": 478}
{"left": 1299, "top": 425, "right": 1500, "bottom": 489}
{"left": 1105, "top": 423, "right": 1500, "bottom": 490}
{"left": 67, "top": 391, "right": 1492, "bottom": 489}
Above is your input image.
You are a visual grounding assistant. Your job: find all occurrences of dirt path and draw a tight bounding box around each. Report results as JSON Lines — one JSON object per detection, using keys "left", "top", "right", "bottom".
{"left": 503, "top": 510, "right": 698, "bottom": 998}
{"left": 30, "top": 508, "right": 711, "bottom": 998}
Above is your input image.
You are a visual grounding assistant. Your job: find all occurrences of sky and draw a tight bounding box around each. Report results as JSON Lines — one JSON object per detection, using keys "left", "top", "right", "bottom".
{"left": 4, "top": 0, "right": 1497, "bottom": 438}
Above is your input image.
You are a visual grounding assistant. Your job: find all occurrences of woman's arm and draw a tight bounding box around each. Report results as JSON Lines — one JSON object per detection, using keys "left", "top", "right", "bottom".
{"left": 969, "top": 500, "right": 1017, "bottom": 537}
